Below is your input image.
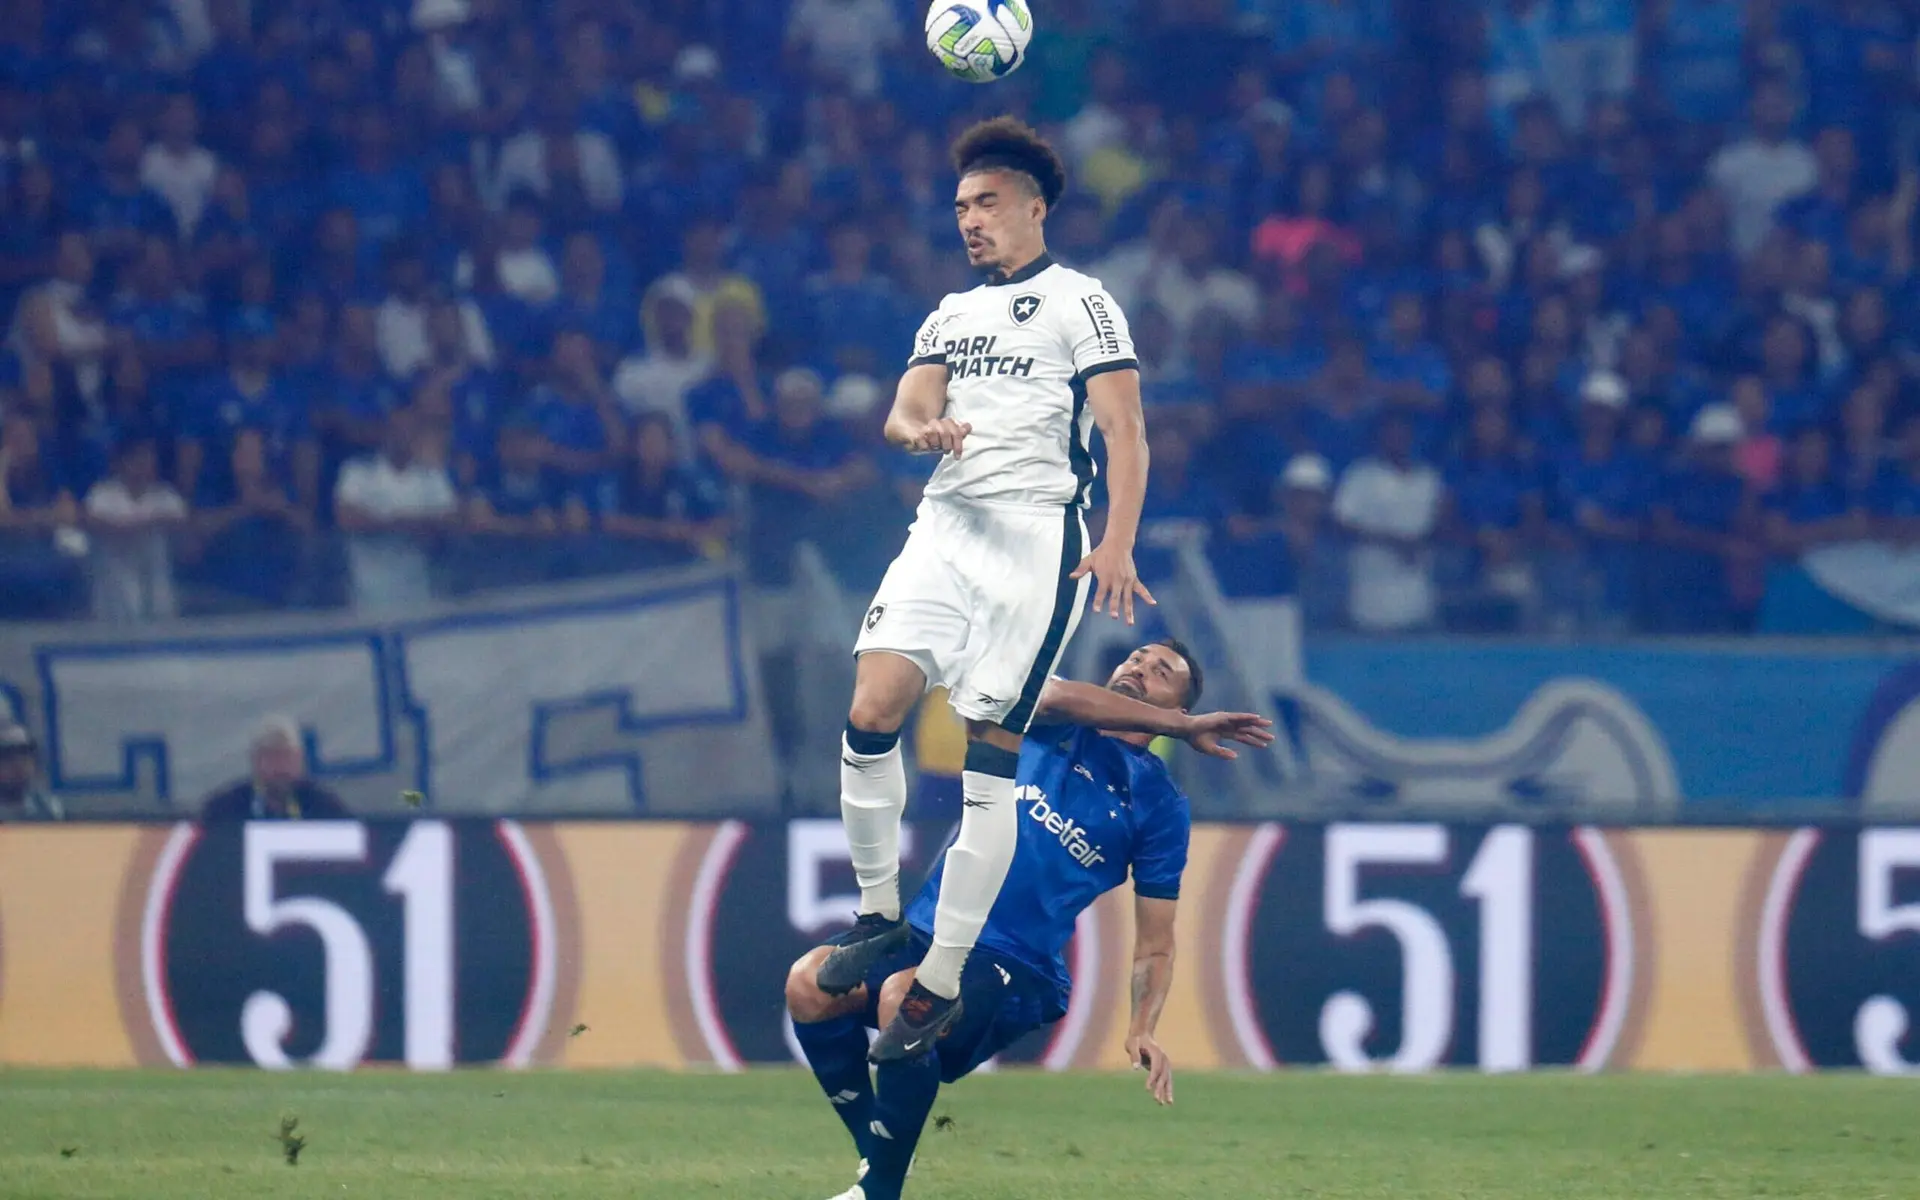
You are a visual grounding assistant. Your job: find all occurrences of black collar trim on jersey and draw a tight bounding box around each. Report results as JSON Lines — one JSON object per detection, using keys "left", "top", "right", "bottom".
{"left": 984, "top": 252, "right": 1055, "bottom": 287}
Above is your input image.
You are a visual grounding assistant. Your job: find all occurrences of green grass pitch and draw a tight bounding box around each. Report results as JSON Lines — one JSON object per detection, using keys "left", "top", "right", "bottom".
{"left": 0, "top": 1069, "right": 1913, "bottom": 1198}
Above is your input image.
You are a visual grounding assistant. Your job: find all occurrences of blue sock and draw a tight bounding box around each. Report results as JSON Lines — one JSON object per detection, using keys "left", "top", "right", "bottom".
{"left": 792, "top": 1014, "right": 875, "bottom": 1162}
{"left": 862, "top": 1054, "right": 942, "bottom": 1200}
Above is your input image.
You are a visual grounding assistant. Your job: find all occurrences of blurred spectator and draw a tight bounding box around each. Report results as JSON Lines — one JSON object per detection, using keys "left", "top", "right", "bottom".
{"left": 459, "top": 416, "right": 566, "bottom": 589}
{"left": 1647, "top": 0, "right": 1750, "bottom": 130}
{"left": 1136, "top": 423, "right": 1228, "bottom": 583}
{"left": 1372, "top": 292, "right": 1452, "bottom": 410}
{"left": 1871, "top": 413, "right": 1920, "bottom": 542}
{"left": 108, "top": 236, "right": 216, "bottom": 429}
{"left": 189, "top": 425, "right": 308, "bottom": 608}
{"left": 200, "top": 715, "right": 350, "bottom": 821}
{"left": 1763, "top": 426, "right": 1870, "bottom": 555}
{"left": 598, "top": 412, "right": 732, "bottom": 569}
{"left": 530, "top": 330, "right": 625, "bottom": 504}
{"left": 1709, "top": 77, "right": 1816, "bottom": 258}
{"left": 85, "top": 434, "right": 187, "bottom": 623}
{"left": 1446, "top": 403, "right": 1546, "bottom": 612}
{"left": 334, "top": 407, "right": 459, "bottom": 612}
{"left": 655, "top": 216, "right": 763, "bottom": 360}
{"left": 313, "top": 303, "right": 404, "bottom": 500}
{"left": 0, "top": 412, "right": 84, "bottom": 618}
{"left": 0, "top": 719, "right": 62, "bottom": 821}
{"left": 140, "top": 93, "right": 218, "bottom": 239}
{"left": 178, "top": 311, "right": 317, "bottom": 517}
{"left": 688, "top": 296, "right": 774, "bottom": 465}
{"left": 1333, "top": 413, "right": 1442, "bottom": 632}
{"left": 1301, "top": 338, "right": 1390, "bottom": 473}
{"left": 1552, "top": 372, "right": 1652, "bottom": 627}
{"left": 75, "top": 115, "right": 172, "bottom": 278}
{"left": 1648, "top": 403, "right": 1759, "bottom": 632}
{"left": 374, "top": 242, "right": 441, "bottom": 379}
{"left": 615, "top": 280, "right": 711, "bottom": 443}
{"left": 805, "top": 221, "right": 905, "bottom": 376}
{"left": 1729, "top": 375, "right": 1783, "bottom": 490}
{"left": 785, "top": 0, "right": 900, "bottom": 98}
{"left": 1217, "top": 452, "right": 1347, "bottom": 625}
{"left": 13, "top": 232, "right": 120, "bottom": 412}
{"left": 468, "top": 191, "right": 560, "bottom": 305}
{"left": 327, "top": 107, "right": 427, "bottom": 249}
{"left": 716, "top": 366, "right": 875, "bottom": 585}
{"left": 547, "top": 233, "right": 635, "bottom": 369}
{"left": 414, "top": 298, "right": 501, "bottom": 489}
{"left": 495, "top": 84, "right": 625, "bottom": 218}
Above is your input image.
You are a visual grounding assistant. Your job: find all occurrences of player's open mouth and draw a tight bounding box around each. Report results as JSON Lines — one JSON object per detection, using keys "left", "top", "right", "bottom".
{"left": 1112, "top": 675, "right": 1145, "bottom": 697}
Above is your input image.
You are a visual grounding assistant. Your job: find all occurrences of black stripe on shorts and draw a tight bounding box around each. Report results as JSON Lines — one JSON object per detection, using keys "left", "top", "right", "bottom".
{"left": 1000, "top": 506, "right": 1084, "bottom": 734}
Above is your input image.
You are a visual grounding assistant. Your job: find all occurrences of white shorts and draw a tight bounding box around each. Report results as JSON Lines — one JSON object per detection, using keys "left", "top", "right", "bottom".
{"left": 854, "top": 497, "right": 1089, "bottom": 732}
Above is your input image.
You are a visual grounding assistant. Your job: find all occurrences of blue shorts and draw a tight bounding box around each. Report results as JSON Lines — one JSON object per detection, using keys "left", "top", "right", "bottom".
{"left": 828, "top": 925, "right": 1057, "bottom": 1083}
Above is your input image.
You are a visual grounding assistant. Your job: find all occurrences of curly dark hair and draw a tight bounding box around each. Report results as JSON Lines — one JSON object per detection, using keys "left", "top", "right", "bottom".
{"left": 949, "top": 115, "right": 1067, "bottom": 208}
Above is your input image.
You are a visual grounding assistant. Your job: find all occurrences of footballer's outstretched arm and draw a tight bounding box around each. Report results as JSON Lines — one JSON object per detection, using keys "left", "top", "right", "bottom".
{"left": 883, "top": 363, "right": 971, "bottom": 456}
{"left": 1075, "top": 367, "right": 1153, "bottom": 623}
{"left": 1033, "top": 679, "right": 1274, "bottom": 759}
{"left": 1126, "top": 895, "right": 1178, "bottom": 1105}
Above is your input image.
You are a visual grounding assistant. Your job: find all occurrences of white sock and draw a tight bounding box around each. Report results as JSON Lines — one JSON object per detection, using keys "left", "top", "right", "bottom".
{"left": 840, "top": 735, "right": 906, "bottom": 921}
{"left": 918, "top": 768, "right": 1018, "bottom": 999}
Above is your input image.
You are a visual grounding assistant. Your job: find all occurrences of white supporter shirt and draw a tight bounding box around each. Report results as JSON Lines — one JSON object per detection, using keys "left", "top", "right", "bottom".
{"left": 908, "top": 256, "right": 1137, "bottom": 507}
{"left": 493, "top": 131, "right": 625, "bottom": 213}
{"left": 1332, "top": 456, "right": 1442, "bottom": 632}
{"left": 85, "top": 479, "right": 186, "bottom": 622}
{"left": 1710, "top": 137, "right": 1818, "bottom": 257}
{"left": 613, "top": 350, "right": 714, "bottom": 448}
{"left": 335, "top": 454, "right": 458, "bottom": 613}
{"left": 139, "top": 144, "right": 218, "bottom": 237}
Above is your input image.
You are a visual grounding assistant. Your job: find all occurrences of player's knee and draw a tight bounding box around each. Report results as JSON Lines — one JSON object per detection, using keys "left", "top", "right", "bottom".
{"left": 876, "top": 967, "right": 917, "bottom": 1028}
{"left": 785, "top": 948, "right": 839, "bottom": 1023}
{"left": 846, "top": 696, "right": 907, "bottom": 743}
{"left": 847, "top": 682, "right": 910, "bottom": 740}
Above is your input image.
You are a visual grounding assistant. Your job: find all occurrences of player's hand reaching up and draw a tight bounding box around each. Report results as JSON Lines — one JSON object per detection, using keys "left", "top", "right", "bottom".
{"left": 1073, "top": 540, "right": 1155, "bottom": 624}
{"left": 902, "top": 417, "right": 972, "bottom": 457}
{"left": 1125, "top": 1033, "right": 1174, "bottom": 1106}
{"left": 1179, "top": 710, "right": 1277, "bottom": 760}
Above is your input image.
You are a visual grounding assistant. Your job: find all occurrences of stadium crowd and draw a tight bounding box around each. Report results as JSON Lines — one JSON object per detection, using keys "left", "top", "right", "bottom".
{"left": 0, "top": 0, "right": 1917, "bottom": 635}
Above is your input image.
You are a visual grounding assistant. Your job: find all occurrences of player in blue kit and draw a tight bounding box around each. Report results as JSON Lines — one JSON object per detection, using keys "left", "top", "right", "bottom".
{"left": 785, "top": 640, "right": 1272, "bottom": 1200}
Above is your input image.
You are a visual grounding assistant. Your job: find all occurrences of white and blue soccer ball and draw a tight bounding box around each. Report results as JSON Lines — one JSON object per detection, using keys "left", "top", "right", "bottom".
{"left": 924, "top": 0, "right": 1033, "bottom": 84}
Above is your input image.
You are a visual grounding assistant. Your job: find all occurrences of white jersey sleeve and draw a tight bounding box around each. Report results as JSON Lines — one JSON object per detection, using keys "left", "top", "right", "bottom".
{"left": 1063, "top": 285, "right": 1137, "bottom": 378}
{"left": 908, "top": 299, "right": 956, "bottom": 369}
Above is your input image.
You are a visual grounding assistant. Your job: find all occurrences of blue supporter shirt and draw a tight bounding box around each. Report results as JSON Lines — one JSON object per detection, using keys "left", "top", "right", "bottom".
{"left": 180, "top": 371, "right": 310, "bottom": 507}
{"left": 905, "top": 723, "right": 1191, "bottom": 1019}
{"left": 325, "top": 164, "right": 428, "bottom": 246}
{"left": 1765, "top": 478, "right": 1851, "bottom": 524}
{"left": 1869, "top": 463, "right": 1920, "bottom": 517}
{"left": 1449, "top": 452, "right": 1541, "bottom": 531}
{"left": 483, "top": 463, "right": 560, "bottom": 519}
{"left": 1657, "top": 0, "right": 1748, "bottom": 126}
{"left": 1660, "top": 465, "right": 1746, "bottom": 532}
{"left": 1551, "top": 447, "right": 1656, "bottom": 524}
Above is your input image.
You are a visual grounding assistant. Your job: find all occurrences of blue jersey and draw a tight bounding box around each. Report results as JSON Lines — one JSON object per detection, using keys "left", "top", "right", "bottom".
{"left": 905, "top": 724, "right": 1191, "bottom": 1019}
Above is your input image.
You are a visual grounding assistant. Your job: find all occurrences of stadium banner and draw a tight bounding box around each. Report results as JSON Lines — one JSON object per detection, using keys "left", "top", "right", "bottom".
{"left": 911, "top": 640, "right": 1920, "bottom": 821}
{"left": 1, "top": 819, "right": 1916, "bottom": 1075}
{"left": 0, "top": 566, "right": 780, "bottom": 818}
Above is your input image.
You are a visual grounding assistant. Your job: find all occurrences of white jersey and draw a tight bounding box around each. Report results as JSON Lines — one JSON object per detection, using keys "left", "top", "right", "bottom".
{"left": 907, "top": 255, "right": 1137, "bottom": 507}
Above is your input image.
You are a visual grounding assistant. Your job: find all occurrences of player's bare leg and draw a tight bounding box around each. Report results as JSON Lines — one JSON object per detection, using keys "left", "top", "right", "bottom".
{"left": 817, "top": 651, "right": 924, "bottom": 995}
{"left": 869, "top": 720, "right": 1019, "bottom": 1062}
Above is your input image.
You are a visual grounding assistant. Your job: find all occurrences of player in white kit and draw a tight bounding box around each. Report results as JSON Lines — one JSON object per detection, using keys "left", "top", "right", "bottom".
{"left": 816, "top": 117, "right": 1151, "bottom": 1060}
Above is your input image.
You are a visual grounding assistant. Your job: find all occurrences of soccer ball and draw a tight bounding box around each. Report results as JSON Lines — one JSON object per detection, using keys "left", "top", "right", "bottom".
{"left": 925, "top": 0, "right": 1033, "bottom": 84}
